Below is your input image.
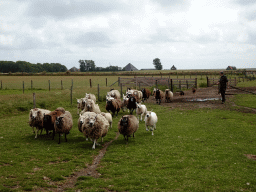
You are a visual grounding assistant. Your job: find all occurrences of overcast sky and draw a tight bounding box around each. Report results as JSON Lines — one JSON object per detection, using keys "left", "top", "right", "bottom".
{"left": 1, "top": 0, "right": 256, "bottom": 70}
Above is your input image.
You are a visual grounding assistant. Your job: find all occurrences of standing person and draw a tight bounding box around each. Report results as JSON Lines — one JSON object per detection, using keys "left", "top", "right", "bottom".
{"left": 218, "top": 71, "right": 228, "bottom": 104}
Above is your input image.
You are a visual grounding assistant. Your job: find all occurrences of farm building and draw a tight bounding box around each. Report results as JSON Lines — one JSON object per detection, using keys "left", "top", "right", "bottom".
{"left": 123, "top": 63, "right": 138, "bottom": 71}
{"left": 69, "top": 67, "right": 80, "bottom": 72}
{"left": 226, "top": 66, "right": 236, "bottom": 70}
{"left": 171, "top": 65, "right": 177, "bottom": 70}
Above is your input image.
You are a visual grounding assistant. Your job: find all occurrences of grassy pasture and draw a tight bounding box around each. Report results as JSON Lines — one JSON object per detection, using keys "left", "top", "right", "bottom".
{"left": 0, "top": 76, "right": 255, "bottom": 191}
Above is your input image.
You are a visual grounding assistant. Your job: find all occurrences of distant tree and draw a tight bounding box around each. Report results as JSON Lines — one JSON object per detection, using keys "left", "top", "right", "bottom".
{"left": 79, "top": 60, "right": 86, "bottom": 72}
{"left": 153, "top": 58, "right": 162, "bottom": 70}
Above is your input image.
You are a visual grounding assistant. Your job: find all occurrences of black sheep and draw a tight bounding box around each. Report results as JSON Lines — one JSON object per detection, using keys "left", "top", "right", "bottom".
{"left": 105, "top": 99, "right": 122, "bottom": 117}
{"left": 127, "top": 96, "right": 137, "bottom": 114}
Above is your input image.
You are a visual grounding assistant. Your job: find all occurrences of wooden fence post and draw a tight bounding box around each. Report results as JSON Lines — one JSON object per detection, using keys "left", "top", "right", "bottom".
{"left": 33, "top": 93, "right": 36, "bottom": 109}
{"left": 118, "top": 77, "right": 120, "bottom": 86}
{"left": 48, "top": 80, "right": 51, "bottom": 91}
{"left": 179, "top": 80, "right": 181, "bottom": 90}
{"left": 106, "top": 78, "right": 107, "bottom": 87}
{"left": 186, "top": 80, "right": 188, "bottom": 89}
{"left": 1, "top": 80, "right": 2, "bottom": 89}
{"left": 31, "top": 80, "right": 33, "bottom": 90}
{"left": 171, "top": 79, "right": 173, "bottom": 92}
{"left": 70, "top": 86, "right": 73, "bottom": 105}
{"left": 23, "top": 81, "right": 24, "bottom": 94}
{"left": 195, "top": 78, "right": 197, "bottom": 88}
{"left": 72, "top": 79, "right": 73, "bottom": 87}
{"left": 120, "top": 83, "right": 123, "bottom": 98}
{"left": 98, "top": 84, "right": 100, "bottom": 101}
{"left": 61, "top": 80, "right": 63, "bottom": 90}
{"left": 206, "top": 77, "right": 209, "bottom": 87}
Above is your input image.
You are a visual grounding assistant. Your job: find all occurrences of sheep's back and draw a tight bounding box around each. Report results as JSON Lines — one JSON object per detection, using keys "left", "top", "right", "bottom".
{"left": 118, "top": 115, "right": 139, "bottom": 136}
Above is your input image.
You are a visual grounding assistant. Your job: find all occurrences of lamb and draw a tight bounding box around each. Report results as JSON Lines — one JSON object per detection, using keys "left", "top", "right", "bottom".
{"left": 118, "top": 115, "right": 139, "bottom": 142}
{"left": 144, "top": 111, "right": 158, "bottom": 136}
{"left": 105, "top": 98, "right": 122, "bottom": 117}
{"left": 165, "top": 89, "right": 173, "bottom": 103}
{"left": 107, "top": 89, "right": 121, "bottom": 99}
{"left": 141, "top": 88, "right": 151, "bottom": 102}
{"left": 82, "top": 113, "right": 109, "bottom": 149}
{"left": 100, "top": 112, "right": 113, "bottom": 128}
{"left": 54, "top": 111, "right": 73, "bottom": 144}
{"left": 121, "top": 94, "right": 129, "bottom": 112}
{"left": 85, "top": 93, "right": 96, "bottom": 103}
{"left": 135, "top": 102, "right": 147, "bottom": 121}
{"left": 29, "top": 108, "right": 51, "bottom": 139}
{"left": 81, "top": 99, "right": 101, "bottom": 114}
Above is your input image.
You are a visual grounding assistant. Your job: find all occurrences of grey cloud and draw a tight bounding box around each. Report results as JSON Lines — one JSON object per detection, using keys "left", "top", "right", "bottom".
{"left": 26, "top": 0, "right": 122, "bottom": 20}
{"left": 235, "top": 0, "right": 256, "bottom": 6}
{"left": 72, "top": 32, "right": 114, "bottom": 47}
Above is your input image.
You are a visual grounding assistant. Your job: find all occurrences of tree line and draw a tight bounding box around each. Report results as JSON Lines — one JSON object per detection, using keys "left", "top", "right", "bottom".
{"left": 79, "top": 60, "right": 122, "bottom": 72}
{"left": 0, "top": 61, "right": 67, "bottom": 73}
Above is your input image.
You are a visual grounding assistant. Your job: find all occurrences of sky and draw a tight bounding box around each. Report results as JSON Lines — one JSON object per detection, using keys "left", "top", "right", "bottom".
{"left": 1, "top": 0, "right": 256, "bottom": 70}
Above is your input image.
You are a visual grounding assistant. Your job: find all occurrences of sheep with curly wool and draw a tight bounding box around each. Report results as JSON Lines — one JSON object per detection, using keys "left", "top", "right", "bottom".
{"left": 54, "top": 111, "right": 73, "bottom": 144}
{"left": 29, "top": 108, "right": 51, "bottom": 139}
{"left": 82, "top": 113, "right": 109, "bottom": 149}
{"left": 118, "top": 115, "right": 139, "bottom": 142}
{"left": 133, "top": 90, "right": 143, "bottom": 103}
{"left": 164, "top": 89, "right": 173, "bottom": 103}
{"left": 144, "top": 111, "right": 158, "bottom": 136}
{"left": 100, "top": 112, "right": 113, "bottom": 128}
{"left": 80, "top": 99, "right": 101, "bottom": 114}
{"left": 135, "top": 102, "right": 147, "bottom": 121}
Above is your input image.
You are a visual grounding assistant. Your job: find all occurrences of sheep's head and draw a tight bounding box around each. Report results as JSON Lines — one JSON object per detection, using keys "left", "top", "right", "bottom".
{"left": 120, "top": 116, "right": 128, "bottom": 126}
{"left": 146, "top": 111, "right": 152, "bottom": 118}
{"left": 43, "top": 114, "right": 51, "bottom": 124}
{"left": 106, "top": 100, "right": 113, "bottom": 107}
{"left": 79, "top": 116, "right": 85, "bottom": 125}
{"left": 141, "top": 88, "right": 145, "bottom": 93}
{"left": 30, "top": 108, "right": 39, "bottom": 119}
{"left": 129, "top": 96, "right": 135, "bottom": 103}
{"left": 55, "top": 116, "right": 64, "bottom": 126}
{"left": 77, "top": 98, "right": 82, "bottom": 104}
{"left": 136, "top": 102, "right": 141, "bottom": 108}
{"left": 89, "top": 115, "right": 97, "bottom": 127}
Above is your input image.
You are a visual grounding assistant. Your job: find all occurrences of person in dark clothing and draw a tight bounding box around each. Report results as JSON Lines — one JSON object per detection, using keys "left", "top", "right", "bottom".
{"left": 218, "top": 71, "right": 228, "bottom": 104}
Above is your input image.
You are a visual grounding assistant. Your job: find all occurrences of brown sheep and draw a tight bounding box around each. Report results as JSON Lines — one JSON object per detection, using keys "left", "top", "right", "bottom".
{"left": 118, "top": 115, "right": 139, "bottom": 143}
{"left": 141, "top": 88, "right": 151, "bottom": 102}
{"left": 105, "top": 98, "right": 122, "bottom": 117}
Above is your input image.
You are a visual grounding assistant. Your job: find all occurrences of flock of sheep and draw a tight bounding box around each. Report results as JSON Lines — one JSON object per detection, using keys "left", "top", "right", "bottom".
{"left": 28, "top": 87, "right": 176, "bottom": 149}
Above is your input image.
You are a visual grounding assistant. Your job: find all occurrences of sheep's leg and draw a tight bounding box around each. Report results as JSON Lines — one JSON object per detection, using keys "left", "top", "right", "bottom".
{"left": 32, "top": 127, "right": 35, "bottom": 134}
{"left": 154, "top": 124, "right": 156, "bottom": 130}
{"left": 35, "top": 128, "right": 40, "bottom": 139}
{"left": 58, "top": 133, "right": 61, "bottom": 144}
{"left": 65, "top": 133, "right": 67, "bottom": 142}
{"left": 152, "top": 130, "right": 154, "bottom": 136}
{"left": 40, "top": 129, "right": 43, "bottom": 135}
{"left": 140, "top": 114, "right": 143, "bottom": 121}
{"left": 146, "top": 125, "right": 149, "bottom": 131}
{"left": 52, "top": 130, "right": 55, "bottom": 140}
{"left": 92, "top": 139, "right": 96, "bottom": 149}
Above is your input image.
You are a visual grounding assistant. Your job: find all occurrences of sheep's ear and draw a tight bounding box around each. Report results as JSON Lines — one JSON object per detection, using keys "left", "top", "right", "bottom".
{"left": 151, "top": 109, "right": 153, "bottom": 112}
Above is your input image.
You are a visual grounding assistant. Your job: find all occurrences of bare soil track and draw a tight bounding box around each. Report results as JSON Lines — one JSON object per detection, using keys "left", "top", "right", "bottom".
{"left": 34, "top": 86, "right": 256, "bottom": 191}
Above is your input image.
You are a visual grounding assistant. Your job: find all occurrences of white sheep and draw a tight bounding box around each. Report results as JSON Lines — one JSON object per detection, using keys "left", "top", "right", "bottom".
{"left": 82, "top": 113, "right": 109, "bottom": 149}
{"left": 100, "top": 112, "right": 113, "bottom": 128}
{"left": 135, "top": 102, "right": 147, "bottom": 121}
{"left": 78, "top": 112, "right": 97, "bottom": 141}
{"left": 107, "top": 89, "right": 121, "bottom": 99}
{"left": 165, "top": 89, "right": 173, "bottom": 103}
{"left": 85, "top": 93, "right": 96, "bottom": 103}
{"left": 29, "top": 108, "right": 51, "bottom": 139}
{"left": 80, "top": 99, "right": 101, "bottom": 114}
{"left": 144, "top": 111, "right": 158, "bottom": 136}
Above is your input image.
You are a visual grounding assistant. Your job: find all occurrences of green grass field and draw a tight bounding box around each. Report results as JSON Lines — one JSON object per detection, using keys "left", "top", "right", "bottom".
{"left": 0, "top": 76, "right": 255, "bottom": 191}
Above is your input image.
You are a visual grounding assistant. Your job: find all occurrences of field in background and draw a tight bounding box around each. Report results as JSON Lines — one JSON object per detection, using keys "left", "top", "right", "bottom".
{"left": 0, "top": 74, "right": 255, "bottom": 191}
